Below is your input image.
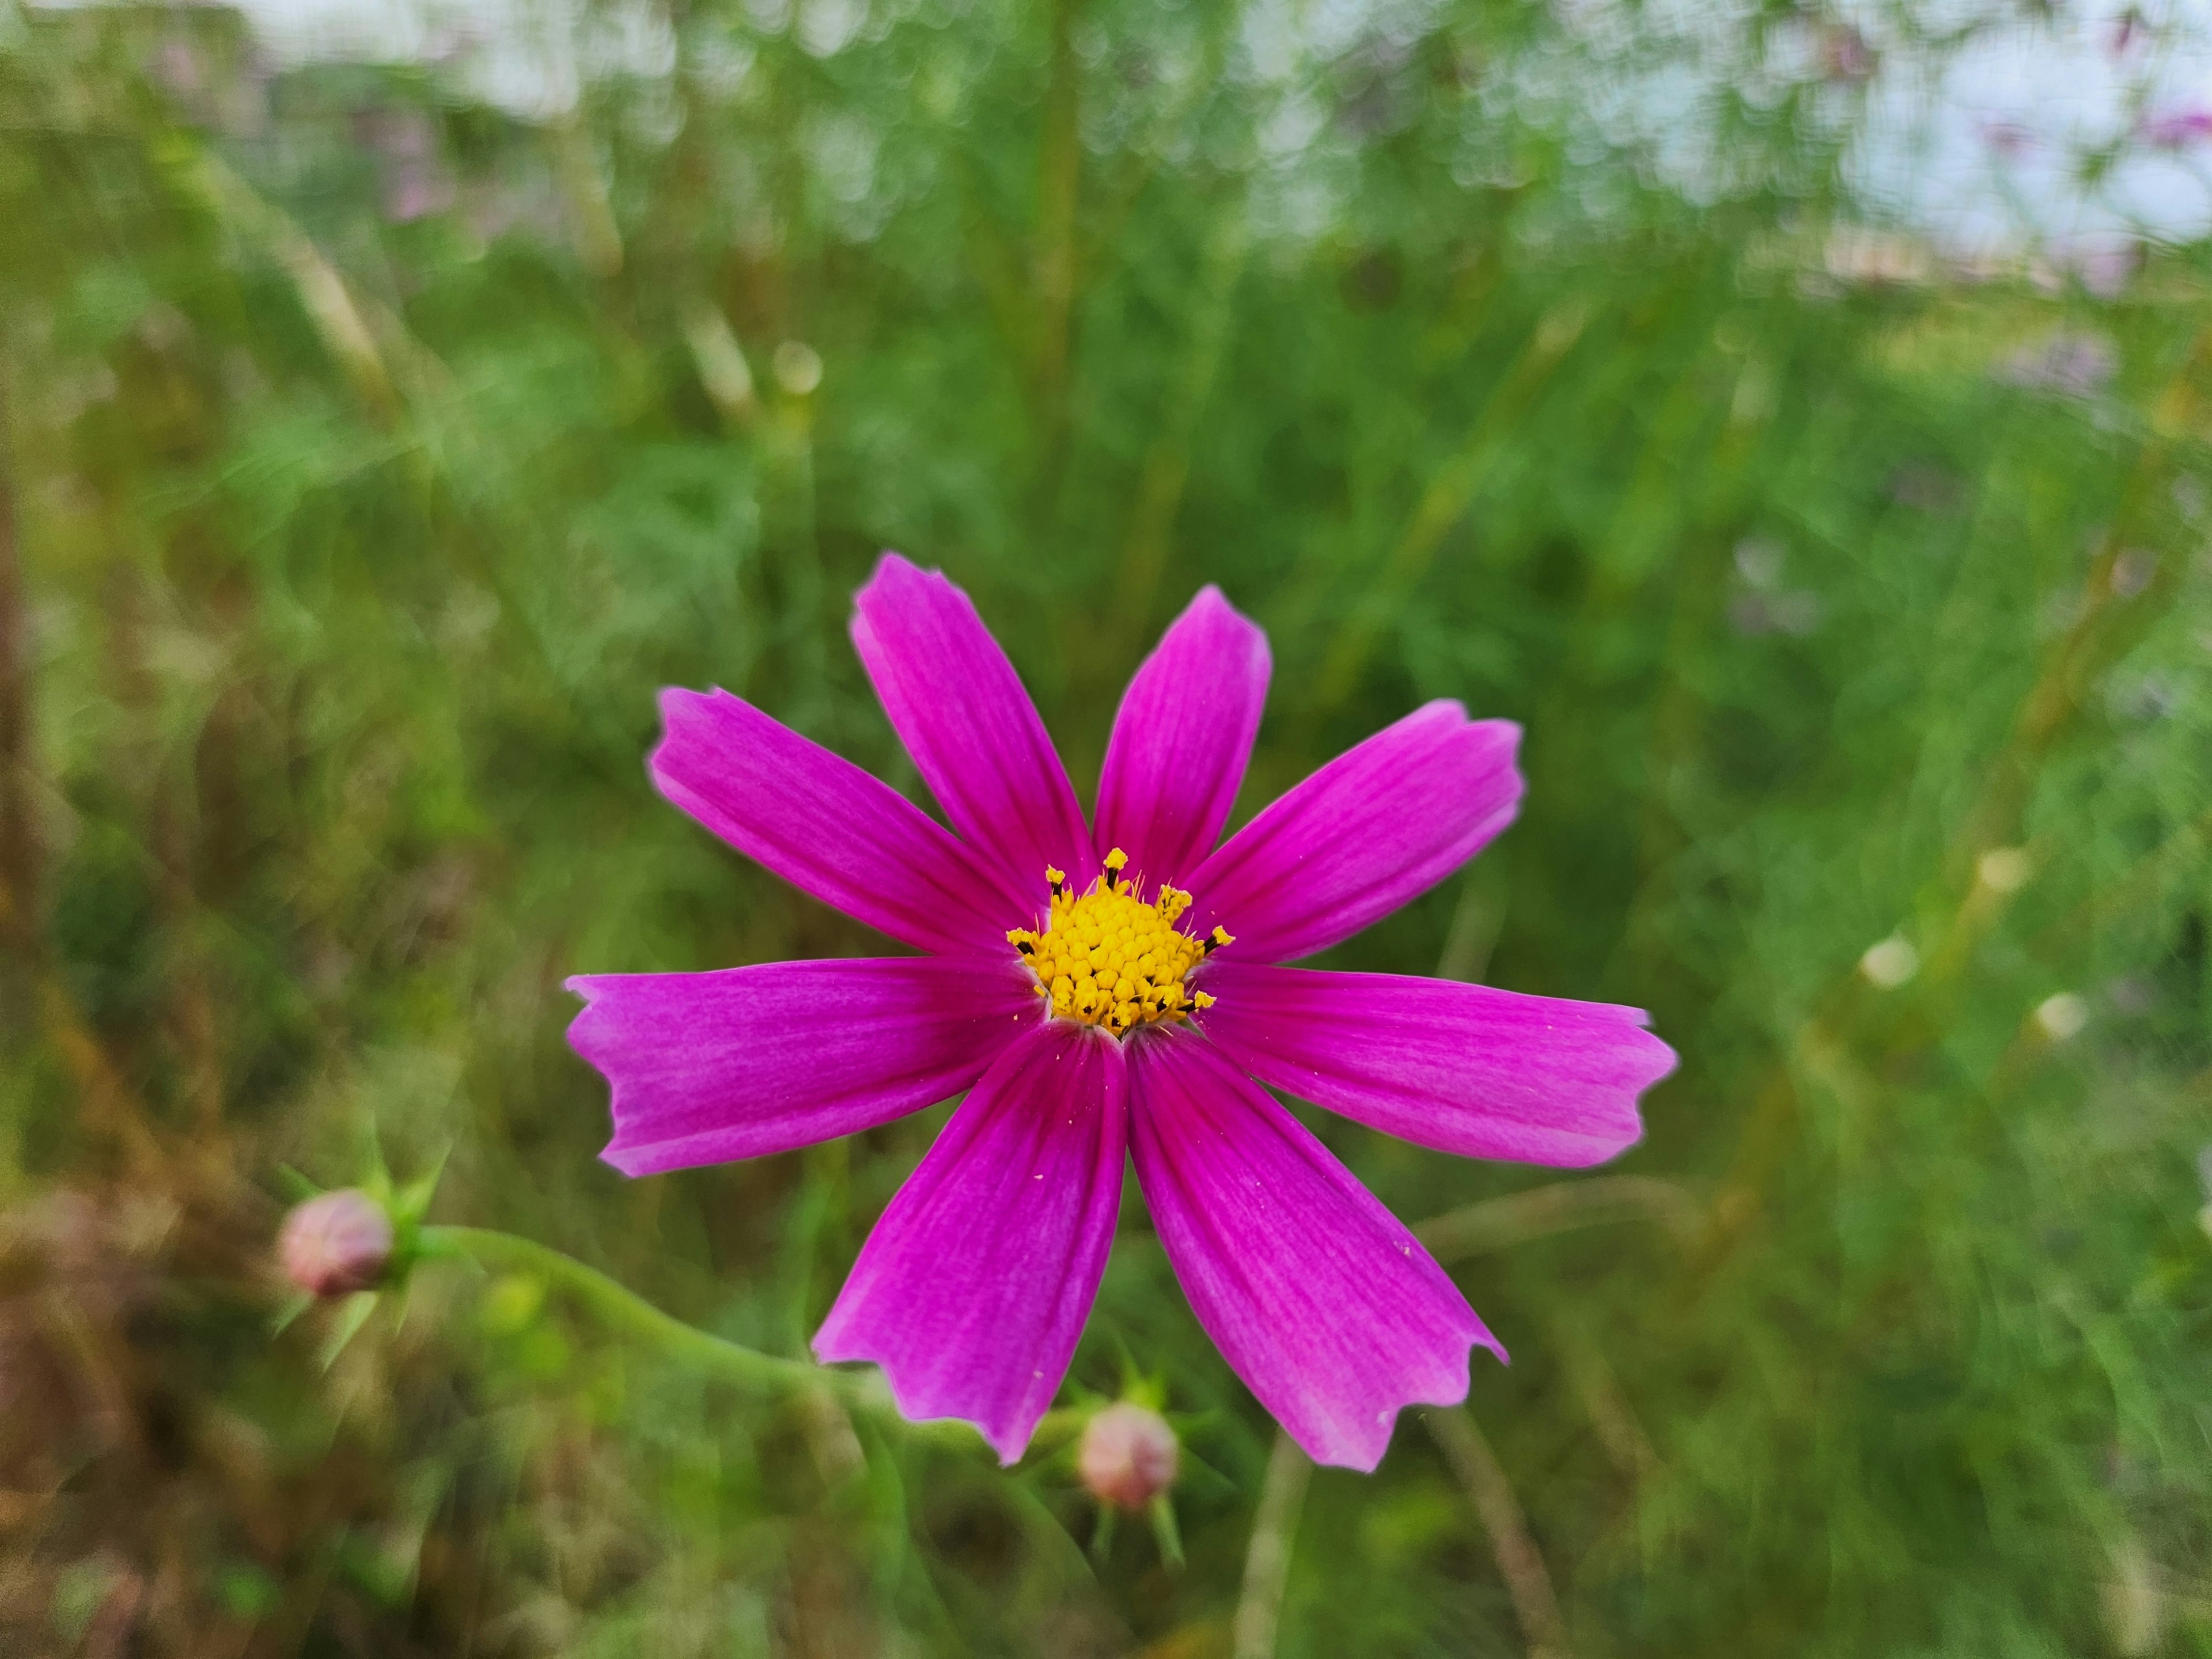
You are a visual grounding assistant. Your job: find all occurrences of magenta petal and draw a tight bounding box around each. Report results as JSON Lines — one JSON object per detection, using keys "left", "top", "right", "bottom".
{"left": 1128, "top": 1033, "right": 1502, "bottom": 1471}
{"left": 1196, "top": 964, "right": 1675, "bottom": 1168}
{"left": 569, "top": 957, "right": 1042, "bottom": 1176}
{"left": 851, "top": 554, "right": 1094, "bottom": 901}
{"left": 650, "top": 687, "right": 1020, "bottom": 956}
{"left": 813, "top": 1021, "right": 1128, "bottom": 1463}
{"left": 1187, "top": 702, "right": 1522, "bottom": 963}
{"left": 1094, "top": 586, "right": 1271, "bottom": 885}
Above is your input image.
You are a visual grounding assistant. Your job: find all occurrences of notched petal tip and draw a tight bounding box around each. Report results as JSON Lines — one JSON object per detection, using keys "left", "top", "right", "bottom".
{"left": 651, "top": 682, "right": 719, "bottom": 727}
{"left": 645, "top": 685, "right": 728, "bottom": 805}
{"left": 861, "top": 547, "right": 925, "bottom": 586}
{"left": 854, "top": 550, "right": 948, "bottom": 619}
{"left": 1634, "top": 1024, "right": 1681, "bottom": 1084}
{"left": 656, "top": 682, "right": 712, "bottom": 711}
{"left": 1468, "top": 713, "right": 1527, "bottom": 781}
{"left": 562, "top": 986, "right": 611, "bottom": 1059}
{"left": 1555, "top": 1025, "right": 1677, "bottom": 1166}
{"left": 1182, "top": 582, "right": 1261, "bottom": 637}
{"left": 1309, "top": 1319, "right": 1510, "bottom": 1472}
{"left": 810, "top": 1350, "right": 1032, "bottom": 1465}
{"left": 1371, "top": 1348, "right": 1509, "bottom": 1474}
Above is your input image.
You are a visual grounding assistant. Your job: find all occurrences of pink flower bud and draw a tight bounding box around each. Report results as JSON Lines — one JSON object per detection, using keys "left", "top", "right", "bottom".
{"left": 279, "top": 1190, "right": 393, "bottom": 1298}
{"left": 1078, "top": 1402, "right": 1179, "bottom": 1510}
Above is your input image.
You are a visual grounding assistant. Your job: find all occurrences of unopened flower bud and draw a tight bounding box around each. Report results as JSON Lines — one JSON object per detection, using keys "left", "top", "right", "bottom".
{"left": 1078, "top": 1402, "right": 1179, "bottom": 1510}
{"left": 279, "top": 1189, "right": 393, "bottom": 1297}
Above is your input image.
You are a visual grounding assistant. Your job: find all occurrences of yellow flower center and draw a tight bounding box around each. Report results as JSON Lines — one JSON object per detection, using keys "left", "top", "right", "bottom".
{"left": 1005, "top": 847, "right": 1231, "bottom": 1036}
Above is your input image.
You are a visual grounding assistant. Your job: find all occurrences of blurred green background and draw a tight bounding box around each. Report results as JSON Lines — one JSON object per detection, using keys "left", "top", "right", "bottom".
{"left": 2, "top": 0, "right": 2210, "bottom": 1652}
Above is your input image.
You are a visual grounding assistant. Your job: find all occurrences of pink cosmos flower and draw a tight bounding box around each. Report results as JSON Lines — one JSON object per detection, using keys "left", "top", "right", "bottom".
{"left": 567, "top": 555, "right": 1676, "bottom": 1470}
{"left": 2142, "top": 105, "right": 2212, "bottom": 149}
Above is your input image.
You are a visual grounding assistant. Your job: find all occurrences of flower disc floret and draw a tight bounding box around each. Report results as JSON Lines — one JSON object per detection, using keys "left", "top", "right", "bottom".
{"left": 1006, "top": 848, "right": 1230, "bottom": 1036}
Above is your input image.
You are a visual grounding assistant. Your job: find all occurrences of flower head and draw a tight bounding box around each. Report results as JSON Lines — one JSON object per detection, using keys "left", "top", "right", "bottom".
{"left": 568, "top": 555, "right": 1676, "bottom": 1469}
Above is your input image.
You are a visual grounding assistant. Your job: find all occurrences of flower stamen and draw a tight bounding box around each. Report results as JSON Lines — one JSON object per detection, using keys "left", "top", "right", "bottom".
{"left": 1005, "top": 848, "right": 1213, "bottom": 1036}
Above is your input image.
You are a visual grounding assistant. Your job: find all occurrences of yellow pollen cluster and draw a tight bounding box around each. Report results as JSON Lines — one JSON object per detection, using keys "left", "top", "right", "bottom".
{"left": 1006, "top": 848, "right": 1230, "bottom": 1036}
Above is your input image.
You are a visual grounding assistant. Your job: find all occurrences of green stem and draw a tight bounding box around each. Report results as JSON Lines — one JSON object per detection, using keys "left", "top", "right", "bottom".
{"left": 422, "top": 1225, "right": 880, "bottom": 1414}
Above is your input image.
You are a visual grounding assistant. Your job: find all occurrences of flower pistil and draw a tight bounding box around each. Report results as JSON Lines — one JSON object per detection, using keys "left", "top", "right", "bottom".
{"left": 1006, "top": 847, "right": 1231, "bottom": 1035}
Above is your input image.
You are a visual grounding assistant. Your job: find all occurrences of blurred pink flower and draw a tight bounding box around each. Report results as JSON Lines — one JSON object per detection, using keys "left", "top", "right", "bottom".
{"left": 2141, "top": 106, "right": 2212, "bottom": 149}
{"left": 1079, "top": 1402, "right": 1180, "bottom": 1509}
{"left": 2036, "top": 239, "right": 2142, "bottom": 299}
{"left": 1997, "top": 332, "right": 2116, "bottom": 397}
{"left": 384, "top": 165, "right": 457, "bottom": 225}
{"left": 568, "top": 556, "right": 1676, "bottom": 1468}
{"left": 352, "top": 108, "right": 456, "bottom": 224}
{"left": 279, "top": 1190, "right": 393, "bottom": 1297}
{"left": 1821, "top": 24, "right": 1876, "bottom": 83}
{"left": 153, "top": 39, "right": 203, "bottom": 99}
